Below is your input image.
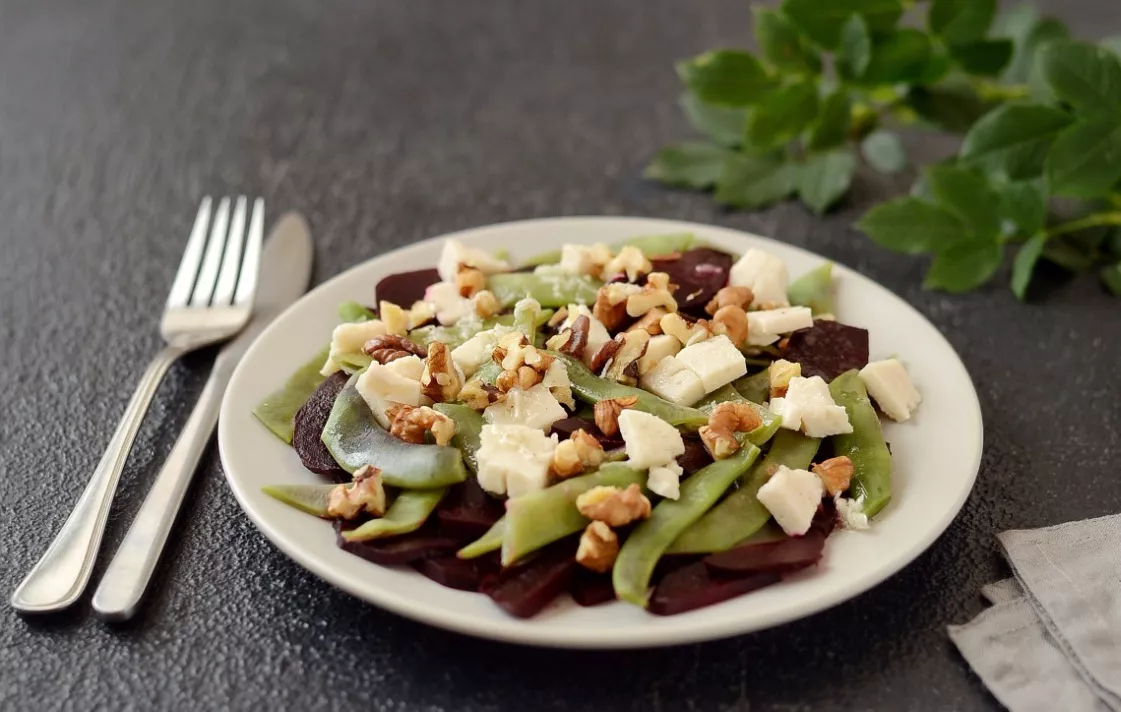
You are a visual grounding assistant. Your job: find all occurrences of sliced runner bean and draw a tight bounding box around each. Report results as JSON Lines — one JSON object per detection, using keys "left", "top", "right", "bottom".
{"left": 559, "top": 354, "right": 708, "bottom": 430}
{"left": 341, "top": 488, "right": 448, "bottom": 542}
{"left": 829, "top": 369, "right": 893, "bottom": 517}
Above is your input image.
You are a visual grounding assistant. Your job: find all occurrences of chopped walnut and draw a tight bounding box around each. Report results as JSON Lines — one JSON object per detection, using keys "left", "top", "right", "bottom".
{"left": 385, "top": 404, "right": 457, "bottom": 446}
{"left": 576, "top": 521, "right": 619, "bottom": 573}
{"left": 576, "top": 483, "right": 652, "bottom": 527}
{"left": 756, "top": 300, "right": 784, "bottom": 311}
{"left": 625, "top": 272, "right": 678, "bottom": 318}
{"left": 602, "top": 245, "right": 652, "bottom": 282}
{"left": 588, "top": 338, "right": 622, "bottom": 374}
{"left": 812, "top": 456, "right": 854, "bottom": 496}
{"left": 705, "top": 286, "right": 755, "bottom": 315}
{"left": 660, "top": 312, "right": 712, "bottom": 346}
{"left": 711, "top": 305, "right": 748, "bottom": 347}
{"left": 547, "top": 307, "right": 569, "bottom": 328}
{"left": 496, "top": 365, "right": 543, "bottom": 392}
{"left": 592, "top": 283, "right": 639, "bottom": 330}
{"left": 699, "top": 402, "right": 764, "bottom": 459}
{"left": 546, "top": 314, "right": 590, "bottom": 359}
{"left": 593, "top": 395, "right": 639, "bottom": 437}
{"left": 550, "top": 429, "right": 607, "bottom": 478}
{"left": 627, "top": 307, "right": 667, "bottom": 335}
{"left": 379, "top": 301, "right": 409, "bottom": 336}
{"left": 471, "top": 290, "right": 502, "bottom": 318}
{"left": 458, "top": 378, "right": 503, "bottom": 411}
{"left": 602, "top": 330, "right": 650, "bottom": 386}
{"left": 407, "top": 300, "right": 436, "bottom": 329}
{"left": 327, "top": 465, "right": 387, "bottom": 519}
{"left": 420, "top": 341, "right": 462, "bottom": 402}
{"left": 492, "top": 332, "right": 555, "bottom": 393}
{"left": 455, "top": 266, "right": 487, "bottom": 297}
{"left": 769, "top": 359, "right": 801, "bottom": 400}
{"left": 362, "top": 334, "right": 427, "bottom": 364}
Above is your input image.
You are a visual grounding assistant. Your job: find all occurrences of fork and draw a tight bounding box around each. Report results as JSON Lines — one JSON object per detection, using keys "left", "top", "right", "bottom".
{"left": 10, "top": 196, "right": 264, "bottom": 614}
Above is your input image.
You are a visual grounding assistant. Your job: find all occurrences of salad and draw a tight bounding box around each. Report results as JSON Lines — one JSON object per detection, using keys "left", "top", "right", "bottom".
{"left": 252, "top": 233, "right": 922, "bottom": 618}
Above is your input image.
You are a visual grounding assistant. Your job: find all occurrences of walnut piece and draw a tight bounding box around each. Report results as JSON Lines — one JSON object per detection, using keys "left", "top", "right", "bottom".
{"left": 705, "top": 286, "right": 754, "bottom": 315}
{"left": 458, "top": 378, "right": 503, "bottom": 411}
{"left": 587, "top": 338, "right": 621, "bottom": 374}
{"left": 362, "top": 334, "right": 427, "bottom": 364}
{"left": 769, "top": 358, "right": 801, "bottom": 399}
{"left": 625, "top": 272, "right": 678, "bottom": 317}
{"left": 602, "top": 330, "right": 650, "bottom": 386}
{"left": 471, "top": 290, "right": 502, "bottom": 318}
{"left": 576, "top": 521, "right": 619, "bottom": 573}
{"left": 627, "top": 307, "right": 666, "bottom": 335}
{"left": 327, "top": 465, "right": 387, "bottom": 519}
{"left": 385, "top": 404, "right": 457, "bottom": 446}
{"left": 547, "top": 307, "right": 569, "bottom": 328}
{"left": 492, "top": 332, "right": 555, "bottom": 393}
{"left": 602, "top": 245, "right": 652, "bottom": 282}
{"left": 592, "top": 283, "right": 638, "bottom": 330}
{"left": 593, "top": 395, "right": 639, "bottom": 436}
{"left": 660, "top": 312, "right": 712, "bottom": 346}
{"left": 711, "top": 305, "right": 748, "bottom": 347}
{"left": 699, "top": 402, "right": 764, "bottom": 459}
{"left": 812, "top": 456, "right": 854, "bottom": 496}
{"left": 420, "top": 341, "right": 462, "bottom": 402}
{"left": 379, "top": 301, "right": 409, "bottom": 336}
{"left": 546, "top": 314, "right": 590, "bottom": 359}
{"left": 455, "top": 266, "right": 487, "bottom": 297}
{"left": 575, "top": 483, "right": 652, "bottom": 527}
{"left": 550, "top": 429, "right": 607, "bottom": 478}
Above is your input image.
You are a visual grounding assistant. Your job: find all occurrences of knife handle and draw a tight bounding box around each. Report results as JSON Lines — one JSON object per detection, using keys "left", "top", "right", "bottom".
{"left": 92, "top": 360, "right": 231, "bottom": 622}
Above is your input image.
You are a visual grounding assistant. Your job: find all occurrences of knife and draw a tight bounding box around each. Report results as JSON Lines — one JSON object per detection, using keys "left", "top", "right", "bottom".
{"left": 91, "top": 212, "right": 314, "bottom": 621}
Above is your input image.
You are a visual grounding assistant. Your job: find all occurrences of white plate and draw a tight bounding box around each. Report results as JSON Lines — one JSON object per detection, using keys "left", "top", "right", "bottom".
{"left": 218, "top": 217, "right": 983, "bottom": 649}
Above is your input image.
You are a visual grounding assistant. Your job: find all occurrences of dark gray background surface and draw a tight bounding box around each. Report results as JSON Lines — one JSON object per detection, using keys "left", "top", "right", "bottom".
{"left": 2, "top": 0, "right": 1118, "bottom": 710}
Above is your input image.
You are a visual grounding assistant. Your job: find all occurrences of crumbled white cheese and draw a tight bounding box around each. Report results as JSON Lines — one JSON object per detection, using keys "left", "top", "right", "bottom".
{"left": 476, "top": 424, "right": 557, "bottom": 497}
{"left": 541, "top": 358, "right": 575, "bottom": 408}
{"left": 647, "top": 461, "right": 684, "bottom": 500}
{"left": 859, "top": 358, "right": 922, "bottom": 422}
{"left": 558, "top": 242, "right": 613, "bottom": 278}
{"left": 451, "top": 328, "right": 501, "bottom": 377}
{"left": 436, "top": 238, "right": 510, "bottom": 283}
{"left": 637, "top": 334, "right": 682, "bottom": 376}
{"left": 728, "top": 248, "right": 790, "bottom": 308}
{"left": 639, "top": 357, "right": 705, "bottom": 406}
{"left": 769, "top": 375, "right": 853, "bottom": 438}
{"left": 617, "top": 409, "right": 685, "bottom": 470}
{"left": 355, "top": 362, "right": 422, "bottom": 427}
{"left": 674, "top": 334, "right": 748, "bottom": 393}
{"left": 424, "top": 281, "right": 474, "bottom": 326}
{"left": 561, "top": 303, "right": 612, "bottom": 365}
{"left": 756, "top": 465, "right": 823, "bottom": 536}
{"left": 321, "top": 319, "right": 389, "bottom": 376}
{"left": 483, "top": 383, "right": 567, "bottom": 431}
{"left": 746, "top": 306, "right": 814, "bottom": 346}
{"left": 384, "top": 354, "right": 424, "bottom": 381}
{"left": 835, "top": 495, "right": 870, "bottom": 530}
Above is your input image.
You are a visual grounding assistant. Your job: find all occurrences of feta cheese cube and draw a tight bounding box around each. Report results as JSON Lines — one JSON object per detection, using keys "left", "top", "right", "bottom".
{"left": 859, "top": 358, "right": 922, "bottom": 422}
{"left": 638, "top": 334, "right": 682, "bottom": 376}
{"left": 747, "top": 306, "right": 813, "bottom": 338}
{"left": 355, "top": 362, "right": 422, "bottom": 427}
{"left": 451, "top": 328, "right": 501, "bottom": 376}
{"left": 768, "top": 375, "right": 853, "bottom": 437}
{"left": 639, "top": 357, "right": 705, "bottom": 406}
{"left": 483, "top": 383, "right": 567, "bottom": 431}
{"left": 756, "top": 465, "right": 824, "bottom": 536}
{"left": 384, "top": 354, "right": 424, "bottom": 381}
{"left": 648, "top": 461, "right": 684, "bottom": 500}
{"left": 562, "top": 304, "right": 611, "bottom": 365}
{"left": 674, "top": 335, "right": 748, "bottom": 393}
{"left": 617, "top": 409, "right": 685, "bottom": 469}
{"left": 541, "top": 358, "right": 575, "bottom": 408}
{"left": 321, "top": 319, "right": 388, "bottom": 375}
{"left": 835, "top": 495, "right": 870, "bottom": 530}
{"left": 475, "top": 424, "right": 557, "bottom": 497}
{"left": 558, "top": 243, "right": 612, "bottom": 277}
{"left": 436, "top": 238, "right": 510, "bottom": 283}
{"left": 425, "top": 281, "right": 474, "bottom": 326}
{"left": 729, "top": 248, "right": 790, "bottom": 308}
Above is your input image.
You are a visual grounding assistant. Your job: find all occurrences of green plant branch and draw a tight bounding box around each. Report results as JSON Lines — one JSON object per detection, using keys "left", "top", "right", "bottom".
{"left": 1043, "top": 212, "right": 1121, "bottom": 239}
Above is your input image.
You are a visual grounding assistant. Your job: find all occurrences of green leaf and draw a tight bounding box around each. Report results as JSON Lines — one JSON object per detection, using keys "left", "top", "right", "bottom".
{"left": 949, "top": 39, "right": 1013, "bottom": 76}
{"left": 679, "top": 93, "right": 747, "bottom": 148}
{"left": 993, "top": 3, "right": 1037, "bottom": 40}
{"left": 915, "top": 52, "right": 953, "bottom": 84}
{"left": 1011, "top": 233, "right": 1047, "bottom": 299}
{"left": 960, "top": 103, "right": 1073, "bottom": 180}
{"left": 1002, "top": 17, "right": 1069, "bottom": 86}
{"left": 807, "top": 90, "right": 852, "bottom": 151}
{"left": 997, "top": 179, "right": 1047, "bottom": 236}
{"left": 862, "top": 29, "right": 934, "bottom": 84}
{"left": 1040, "top": 40, "right": 1121, "bottom": 114}
{"left": 1101, "top": 36, "right": 1121, "bottom": 59}
{"left": 714, "top": 155, "right": 797, "bottom": 209}
{"left": 905, "top": 85, "right": 989, "bottom": 133}
{"left": 925, "top": 164, "right": 1001, "bottom": 237}
{"left": 746, "top": 81, "right": 819, "bottom": 149}
{"left": 1046, "top": 118, "right": 1121, "bottom": 199}
{"left": 838, "top": 15, "right": 872, "bottom": 79}
{"left": 923, "top": 240, "right": 1003, "bottom": 293}
{"left": 1043, "top": 239, "right": 1096, "bottom": 272}
{"left": 754, "top": 8, "right": 821, "bottom": 72}
{"left": 644, "top": 142, "right": 732, "bottom": 189}
{"left": 797, "top": 148, "right": 858, "bottom": 214}
{"left": 782, "top": 0, "right": 903, "bottom": 50}
{"left": 1101, "top": 261, "right": 1121, "bottom": 296}
{"left": 857, "top": 197, "right": 968, "bottom": 254}
{"left": 677, "top": 51, "right": 777, "bottom": 107}
{"left": 861, "top": 130, "right": 906, "bottom": 174}
{"left": 929, "top": 0, "right": 995, "bottom": 44}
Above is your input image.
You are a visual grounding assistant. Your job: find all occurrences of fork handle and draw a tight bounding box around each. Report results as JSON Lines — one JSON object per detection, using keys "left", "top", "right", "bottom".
{"left": 10, "top": 345, "right": 185, "bottom": 613}
{"left": 91, "top": 356, "right": 232, "bottom": 621}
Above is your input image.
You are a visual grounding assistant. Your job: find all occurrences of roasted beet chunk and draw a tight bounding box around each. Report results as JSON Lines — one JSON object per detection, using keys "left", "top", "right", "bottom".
{"left": 549, "top": 417, "right": 623, "bottom": 449}
{"left": 568, "top": 568, "right": 617, "bottom": 607}
{"left": 293, "top": 372, "right": 351, "bottom": 481}
{"left": 703, "top": 500, "right": 836, "bottom": 577}
{"left": 677, "top": 438, "right": 714, "bottom": 476}
{"left": 480, "top": 540, "right": 578, "bottom": 618}
{"left": 436, "top": 479, "right": 506, "bottom": 540}
{"left": 335, "top": 522, "right": 461, "bottom": 566}
{"left": 375, "top": 268, "right": 440, "bottom": 309}
{"left": 782, "top": 320, "right": 869, "bottom": 381}
{"left": 649, "top": 563, "right": 782, "bottom": 616}
{"left": 414, "top": 553, "right": 501, "bottom": 591}
{"left": 651, "top": 248, "right": 733, "bottom": 313}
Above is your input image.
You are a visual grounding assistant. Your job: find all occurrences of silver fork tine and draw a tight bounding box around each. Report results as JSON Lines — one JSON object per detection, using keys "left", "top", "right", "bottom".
{"left": 190, "top": 197, "right": 231, "bottom": 307}
{"left": 211, "top": 196, "right": 248, "bottom": 306}
{"left": 165, "top": 197, "right": 213, "bottom": 309}
{"left": 234, "top": 197, "right": 265, "bottom": 307}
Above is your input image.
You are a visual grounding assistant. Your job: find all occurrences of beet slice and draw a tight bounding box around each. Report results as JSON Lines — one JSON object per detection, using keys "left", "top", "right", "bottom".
{"left": 414, "top": 552, "right": 501, "bottom": 591}
{"left": 549, "top": 417, "right": 623, "bottom": 449}
{"left": 703, "top": 500, "right": 837, "bottom": 576}
{"left": 569, "top": 569, "right": 616, "bottom": 607}
{"left": 651, "top": 248, "right": 733, "bottom": 314}
{"left": 436, "top": 479, "right": 506, "bottom": 540}
{"left": 292, "top": 372, "right": 351, "bottom": 482}
{"left": 649, "top": 563, "right": 782, "bottom": 616}
{"left": 480, "top": 540, "right": 578, "bottom": 618}
{"left": 677, "top": 438, "right": 713, "bottom": 476}
{"left": 375, "top": 268, "right": 441, "bottom": 310}
{"left": 335, "top": 522, "right": 461, "bottom": 566}
{"left": 782, "top": 320, "right": 869, "bottom": 381}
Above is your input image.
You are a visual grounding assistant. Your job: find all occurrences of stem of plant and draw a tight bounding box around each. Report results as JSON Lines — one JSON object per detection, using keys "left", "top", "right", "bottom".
{"left": 1043, "top": 212, "right": 1121, "bottom": 239}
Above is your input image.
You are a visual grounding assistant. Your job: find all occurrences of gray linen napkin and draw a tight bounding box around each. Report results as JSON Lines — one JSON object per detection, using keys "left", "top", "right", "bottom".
{"left": 948, "top": 513, "right": 1121, "bottom": 712}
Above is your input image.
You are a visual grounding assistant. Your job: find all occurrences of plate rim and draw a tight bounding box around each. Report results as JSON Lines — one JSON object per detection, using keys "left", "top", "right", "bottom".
{"left": 218, "top": 215, "right": 983, "bottom": 649}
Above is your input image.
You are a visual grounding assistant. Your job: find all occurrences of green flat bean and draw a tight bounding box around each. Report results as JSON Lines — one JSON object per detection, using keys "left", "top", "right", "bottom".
{"left": 458, "top": 518, "right": 505, "bottom": 559}
{"left": 408, "top": 310, "right": 553, "bottom": 350}
{"left": 502, "top": 463, "right": 648, "bottom": 566}
{"left": 487, "top": 272, "right": 601, "bottom": 308}
{"left": 519, "top": 233, "right": 701, "bottom": 268}
{"left": 337, "top": 301, "right": 376, "bottom": 323}
{"left": 341, "top": 488, "right": 447, "bottom": 542}
{"left": 261, "top": 484, "right": 336, "bottom": 518}
{"left": 253, "top": 347, "right": 330, "bottom": 444}
{"left": 558, "top": 354, "right": 708, "bottom": 430}
{"left": 321, "top": 381, "right": 468, "bottom": 488}
{"left": 828, "top": 370, "right": 893, "bottom": 517}
{"left": 731, "top": 370, "right": 770, "bottom": 405}
{"left": 696, "top": 384, "right": 782, "bottom": 447}
{"left": 512, "top": 297, "right": 542, "bottom": 340}
{"left": 433, "top": 403, "right": 485, "bottom": 474}
{"left": 787, "top": 262, "right": 834, "bottom": 316}
{"left": 613, "top": 442, "right": 760, "bottom": 606}
{"left": 666, "top": 429, "right": 820, "bottom": 554}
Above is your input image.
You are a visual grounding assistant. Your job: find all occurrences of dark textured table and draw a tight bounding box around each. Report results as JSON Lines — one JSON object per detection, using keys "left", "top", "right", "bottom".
{"left": 3, "top": 0, "right": 1119, "bottom": 709}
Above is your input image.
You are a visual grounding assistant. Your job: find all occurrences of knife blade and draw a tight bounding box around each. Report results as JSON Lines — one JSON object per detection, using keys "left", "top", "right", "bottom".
{"left": 91, "top": 212, "right": 314, "bottom": 621}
